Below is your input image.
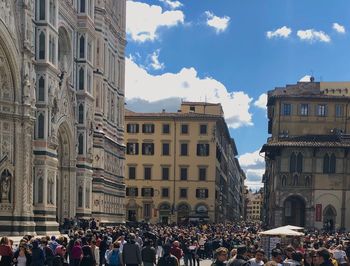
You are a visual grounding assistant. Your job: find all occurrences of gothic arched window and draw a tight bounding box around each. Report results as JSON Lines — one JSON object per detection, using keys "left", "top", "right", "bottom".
{"left": 38, "top": 76, "right": 45, "bottom": 101}
{"left": 38, "top": 177, "right": 43, "bottom": 203}
{"left": 78, "top": 186, "right": 83, "bottom": 207}
{"left": 296, "top": 152, "right": 303, "bottom": 173}
{"left": 79, "top": 35, "right": 85, "bottom": 58}
{"left": 324, "top": 153, "right": 336, "bottom": 174}
{"left": 78, "top": 104, "right": 84, "bottom": 124}
{"left": 85, "top": 187, "right": 90, "bottom": 208}
{"left": 39, "top": 0, "right": 46, "bottom": 20}
{"left": 78, "top": 134, "right": 84, "bottom": 155}
{"left": 80, "top": 0, "right": 86, "bottom": 13}
{"left": 323, "top": 154, "right": 330, "bottom": 173}
{"left": 290, "top": 153, "right": 296, "bottom": 173}
{"left": 37, "top": 113, "right": 45, "bottom": 139}
{"left": 330, "top": 154, "right": 336, "bottom": 173}
{"left": 79, "top": 67, "right": 84, "bottom": 90}
{"left": 39, "top": 32, "right": 46, "bottom": 59}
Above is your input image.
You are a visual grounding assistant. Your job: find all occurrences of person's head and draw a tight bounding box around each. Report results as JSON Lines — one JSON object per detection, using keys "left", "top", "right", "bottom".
{"left": 255, "top": 248, "right": 265, "bottom": 262}
{"left": 304, "top": 251, "right": 314, "bottom": 265}
{"left": 285, "top": 245, "right": 295, "bottom": 259}
{"left": 163, "top": 244, "right": 171, "bottom": 255}
{"left": 271, "top": 248, "right": 283, "bottom": 263}
{"left": 113, "top": 241, "right": 120, "bottom": 249}
{"left": 316, "top": 248, "right": 331, "bottom": 264}
{"left": 173, "top": 240, "right": 180, "bottom": 247}
{"left": 55, "top": 245, "right": 66, "bottom": 257}
{"left": 0, "top": 237, "right": 9, "bottom": 245}
{"left": 292, "top": 251, "right": 303, "bottom": 263}
{"left": 237, "top": 245, "right": 247, "bottom": 256}
{"left": 82, "top": 245, "right": 92, "bottom": 256}
{"left": 216, "top": 247, "right": 228, "bottom": 262}
{"left": 230, "top": 248, "right": 237, "bottom": 258}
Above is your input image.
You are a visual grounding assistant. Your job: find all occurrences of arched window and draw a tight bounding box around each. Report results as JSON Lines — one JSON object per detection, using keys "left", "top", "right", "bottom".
{"left": 330, "top": 154, "right": 336, "bottom": 173}
{"left": 78, "top": 104, "right": 84, "bottom": 124}
{"left": 80, "top": 0, "right": 86, "bottom": 13}
{"left": 37, "top": 113, "right": 45, "bottom": 139}
{"left": 39, "top": 0, "right": 46, "bottom": 20}
{"left": 323, "top": 154, "right": 330, "bottom": 173}
{"left": 297, "top": 152, "right": 303, "bottom": 173}
{"left": 39, "top": 32, "right": 46, "bottom": 59}
{"left": 290, "top": 153, "right": 296, "bottom": 173}
{"left": 38, "top": 76, "right": 45, "bottom": 101}
{"left": 78, "top": 186, "right": 83, "bottom": 207}
{"left": 79, "top": 67, "right": 84, "bottom": 90}
{"left": 79, "top": 35, "right": 85, "bottom": 58}
{"left": 78, "top": 134, "right": 84, "bottom": 155}
{"left": 85, "top": 187, "right": 90, "bottom": 208}
{"left": 38, "top": 177, "right": 43, "bottom": 203}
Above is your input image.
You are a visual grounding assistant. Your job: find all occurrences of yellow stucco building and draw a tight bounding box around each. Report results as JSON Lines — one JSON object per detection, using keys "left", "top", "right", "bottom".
{"left": 262, "top": 79, "right": 350, "bottom": 230}
{"left": 125, "top": 102, "right": 245, "bottom": 224}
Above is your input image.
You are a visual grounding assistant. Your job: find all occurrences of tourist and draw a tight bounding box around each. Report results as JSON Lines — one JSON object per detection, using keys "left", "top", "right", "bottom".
{"left": 30, "top": 240, "right": 45, "bottom": 266}
{"left": 142, "top": 240, "right": 156, "bottom": 266}
{"left": 211, "top": 247, "right": 228, "bottom": 266}
{"left": 248, "top": 248, "right": 265, "bottom": 266}
{"left": 12, "top": 244, "right": 31, "bottom": 266}
{"left": 70, "top": 240, "right": 82, "bottom": 266}
{"left": 80, "top": 245, "right": 95, "bottom": 266}
{"left": 227, "top": 245, "right": 248, "bottom": 266}
{"left": 157, "top": 244, "right": 178, "bottom": 266}
{"left": 122, "top": 233, "right": 142, "bottom": 266}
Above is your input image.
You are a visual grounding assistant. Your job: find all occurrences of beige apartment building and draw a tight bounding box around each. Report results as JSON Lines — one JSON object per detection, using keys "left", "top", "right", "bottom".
{"left": 125, "top": 102, "right": 245, "bottom": 224}
{"left": 261, "top": 79, "right": 350, "bottom": 230}
{"left": 246, "top": 190, "right": 262, "bottom": 221}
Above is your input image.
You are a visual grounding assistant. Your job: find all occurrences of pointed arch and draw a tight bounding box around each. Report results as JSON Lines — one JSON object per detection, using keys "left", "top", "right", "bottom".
{"left": 39, "top": 31, "right": 46, "bottom": 59}
{"left": 78, "top": 186, "right": 83, "bottom": 207}
{"left": 78, "top": 103, "right": 84, "bottom": 124}
{"left": 290, "top": 152, "right": 296, "bottom": 173}
{"left": 296, "top": 152, "right": 303, "bottom": 173}
{"left": 330, "top": 153, "right": 336, "bottom": 173}
{"left": 323, "top": 153, "right": 330, "bottom": 173}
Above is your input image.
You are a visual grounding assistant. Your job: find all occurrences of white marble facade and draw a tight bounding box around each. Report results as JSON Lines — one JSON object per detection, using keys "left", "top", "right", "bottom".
{"left": 0, "top": 0, "right": 126, "bottom": 235}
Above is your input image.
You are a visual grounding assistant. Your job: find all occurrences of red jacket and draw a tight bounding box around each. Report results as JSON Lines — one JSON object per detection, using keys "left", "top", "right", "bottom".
{"left": 170, "top": 246, "right": 183, "bottom": 260}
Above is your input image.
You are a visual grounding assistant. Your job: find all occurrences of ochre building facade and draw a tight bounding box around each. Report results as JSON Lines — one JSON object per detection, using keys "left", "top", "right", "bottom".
{"left": 262, "top": 80, "right": 350, "bottom": 231}
{"left": 125, "top": 102, "right": 245, "bottom": 224}
{"left": 0, "top": 0, "right": 126, "bottom": 235}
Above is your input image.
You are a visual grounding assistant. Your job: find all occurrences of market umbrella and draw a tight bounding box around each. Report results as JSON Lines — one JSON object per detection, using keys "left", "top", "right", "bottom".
{"left": 259, "top": 227, "right": 304, "bottom": 236}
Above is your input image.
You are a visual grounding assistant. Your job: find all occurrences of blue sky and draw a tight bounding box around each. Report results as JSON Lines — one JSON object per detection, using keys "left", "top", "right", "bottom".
{"left": 125, "top": 0, "right": 350, "bottom": 189}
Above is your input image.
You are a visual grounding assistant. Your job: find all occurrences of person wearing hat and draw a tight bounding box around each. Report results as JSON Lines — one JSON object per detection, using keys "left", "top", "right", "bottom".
{"left": 315, "top": 248, "right": 333, "bottom": 266}
{"left": 227, "top": 245, "right": 248, "bottom": 266}
{"left": 211, "top": 247, "right": 228, "bottom": 266}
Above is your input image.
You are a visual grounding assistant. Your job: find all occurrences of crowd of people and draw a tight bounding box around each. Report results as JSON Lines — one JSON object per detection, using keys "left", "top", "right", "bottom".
{"left": 0, "top": 220, "right": 349, "bottom": 266}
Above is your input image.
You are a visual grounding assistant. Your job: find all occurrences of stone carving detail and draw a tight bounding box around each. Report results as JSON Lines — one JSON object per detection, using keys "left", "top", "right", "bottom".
{"left": 0, "top": 169, "right": 11, "bottom": 203}
{"left": 0, "top": 0, "right": 16, "bottom": 37}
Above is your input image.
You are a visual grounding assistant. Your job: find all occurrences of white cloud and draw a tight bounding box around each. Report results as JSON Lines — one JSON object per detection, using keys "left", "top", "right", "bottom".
{"left": 299, "top": 75, "right": 312, "bottom": 82}
{"left": 126, "top": 1, "right": 184, "bottom": 42}
{"left": 254, "top": 93, "right": 267, "bottom": 109}
{"left": 148, "top": 50, "right": 165, "bottom": 70}
{"left": 297, "top": 29, "right": 331, "bottom": 43}
{"left": 239, "top": 149, "right": 265, "bottom": 189}
{"left": 333, "top": 22, "right": 346, "bottom": 34}
{"left": 126, "top": 56, "right": 253, "bottom": 128}
{"left": 159, "top": 0, "right": 183, "bottom": 10}
{"left": 204, "top": 11, "right": 230, "bottom": 33}
{"left": 266, "top": 26, "right": 292, "bottom": 39}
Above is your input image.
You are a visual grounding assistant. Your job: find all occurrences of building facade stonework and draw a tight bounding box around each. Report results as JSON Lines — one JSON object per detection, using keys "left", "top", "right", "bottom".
{"left": 262, "top": 80, "right": 350, "bottom": 231}
{"left": 125, "top": 102, "right": 245, "bottom": 224}
{"left": 0, "top": 0, "right": 126, "bottom": 235}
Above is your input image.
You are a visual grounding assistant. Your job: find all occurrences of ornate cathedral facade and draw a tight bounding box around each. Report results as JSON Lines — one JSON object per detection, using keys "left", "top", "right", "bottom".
{"left": 0, "top": 0, "right": 126, "bottom": 235}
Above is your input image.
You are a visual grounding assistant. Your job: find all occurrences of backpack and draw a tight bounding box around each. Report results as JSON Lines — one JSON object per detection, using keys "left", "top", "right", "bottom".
{"left": 109, "top": 250, "right": 120, "bottom": 266}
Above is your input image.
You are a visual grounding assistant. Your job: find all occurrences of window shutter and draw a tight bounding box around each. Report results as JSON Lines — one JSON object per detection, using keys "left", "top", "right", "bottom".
{"left": 142, "top": 124, "right": 146, "bottom": 133}
{"left": 196, "top": 189, "right": 199, "bottom": 198}
{"left": 205, "top": 189, "right": 209, "bottom": 198}
{"left": 151, "top": 188, "right": 154, "bottom": 197}
{"left": 206, "top": 144, "right": 210, "bottom": 156}
{"left": 127, "top": 124, "right": 131, "bottom": 133}
{"left": 135, "top": 143, "right": 139, "bottom": 154}
{"left": 197, "top": 144, "right": 200, "bottom": 156}
{"left": 151, "top": 124, "right": 155, "bottom": 133}
{"left": 151, "top": 144, "right": 154, "bottom": 154}
{"left": 135, "top": 188, "right": 138, "bottom": 197}
{"left": 141, "top": 188, "right": 145, "bottom": 197}
{"left": 136, "top": 124, "right": 139, "bottom": 133}
{"left": 142, "top": 143, "right": 145, "bottom": 155}
{"left": 126, "top": 188, "right": 129, "bottom": 196}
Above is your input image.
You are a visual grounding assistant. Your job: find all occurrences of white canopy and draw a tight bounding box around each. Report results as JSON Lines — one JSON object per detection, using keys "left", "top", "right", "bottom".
{"left": 259, "top": 227, "right": 304, "bottom": 236}
{"left": 278, "top": 225, "right": 304, "bottom": 230}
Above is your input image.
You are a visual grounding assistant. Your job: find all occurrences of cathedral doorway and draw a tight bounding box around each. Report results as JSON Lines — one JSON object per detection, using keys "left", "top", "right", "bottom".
{"left": 283, "top": 195, "right": 305, "bottom": 226}
{"left": 323, "top": 205, "right": 336, "bottom": 232}
{"left": 56, "top": 124, "right": 72, "bottom": 224}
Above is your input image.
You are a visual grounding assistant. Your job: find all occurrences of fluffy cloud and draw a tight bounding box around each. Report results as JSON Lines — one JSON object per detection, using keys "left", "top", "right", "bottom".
{"left": 297, "top": 29, "right": 331, "bottom": 43}
{"left": 239, "top": 150, "right": 265, "bottom": 189}
{"left": 126, "top": 1, "right": 184, "bottom": 42}
{"left": 333, "top": 23, "right": 346, "bottom": 34}
{"left": 254, "top": 93, "right": 267, "bottom": 109}
{"left": 126, "top": 57, "right": 253, "bottom": 128}
{"left": 266, "top": 26, "right": 292, "bottom": 39}
{"left": 204, "top": 11, "right": 230, "bottom": 33}
{"left": 148, "top": 50, "right": 165, "bottom": 70}
{"left": 159, "top": 0, "right": 183, "bottom": 10}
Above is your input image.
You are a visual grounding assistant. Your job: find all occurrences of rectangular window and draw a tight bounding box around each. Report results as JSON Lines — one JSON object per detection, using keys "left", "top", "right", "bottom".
{"left": 180, "top": 167, "right": 188, "bottom": 181}
{"left": 336, "top": 105, "right": 343, "bottom": 117}
{"left": 197, "top": 144, "right": 209, "bottom": 156}
{"left": 127, "top": 124, "right": 139, "bottom": 133}
{"left": 180, "top": 188, "right": 187, "bottom": 198}
{"left": 199, "top": 167, "right": 207, "bottom": 181}
{"left": 126, "top": 187, "right": 138, "bottom": 197}
{"left": 142, "top": 188, "right": 154, "bottom": 197}
{"left": 200, "top": 124, "right": 207, "bottom": 134}
{"left": 181, "top": 124, "right": 188, "bottom": 134}
{"left": 162, "top": 143, "right": 170, "bottom": 156}
{"left": 144, "top": 167, "right": 152, "bottom": 180}
{"left": 317, "top": 104, "right": 327, "bottom": 116}
{"left": 161, "top": 188, "right": 169, "bottom": 198}
{"left": 180, "top": 143, "right": 188, "bottom": 156}
{"left": 142, "top": 124, "right": 155, "bottom": 133}
{"left": 142, "top": 143, "right": 154, "bottom": 155}
{"left": 190, "top": 106, "right": 195, "bottom": 112}
{"left": 126, "top": 143, "right": 139, "bottom": 155}
{"left": 283, "top": 103, "right": 292, "bottom": 116}
{"left": 128, "top": 166, "right": 136, "bottom": 180}
{"left": 162, "top": 167, "right": 169, "bottom": 180}
{"left": 300, "top": 104, "right": 309, "bottom": 116}
{"left": 196, "top": 189, "right": 208, "bottom": 199}
{"left": 162, "top": 124, "right": 170, "bottom": 134}
{"left": 143, "top": 203, "right": 151, "bottom": 219}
